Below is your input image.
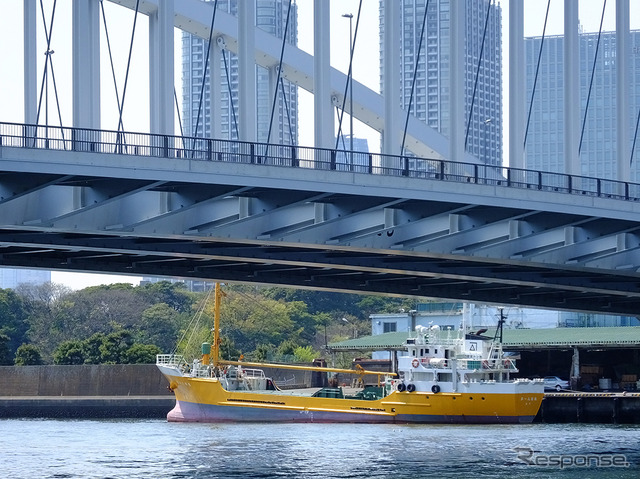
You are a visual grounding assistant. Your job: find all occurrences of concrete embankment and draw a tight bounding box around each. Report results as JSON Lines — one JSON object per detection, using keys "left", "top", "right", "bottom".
{"left": 536, "top": 392, "right": 640, "bottom": 424}
{"left": 0, "top": 364, "right": 175, "bottom": 419}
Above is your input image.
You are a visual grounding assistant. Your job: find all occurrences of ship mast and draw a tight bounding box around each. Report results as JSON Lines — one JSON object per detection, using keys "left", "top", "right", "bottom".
{"left": 212, "top": 282, "right": 222, "bottom": 367}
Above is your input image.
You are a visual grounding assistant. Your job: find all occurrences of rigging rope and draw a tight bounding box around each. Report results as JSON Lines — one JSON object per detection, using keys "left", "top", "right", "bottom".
{"left": 464, "top": 0, "right": 493, "bottom": 152}
{"left": 192, "top": 0, "right": 219, "bottom": 155}
{"left": 524, "top": 0, "right": 551, "bottom": 148}
{"left": 579, "top": 0, "right": 607, "bottom": 155}
{"left": 266, "top": 0, "right": 293, "bottom": 151}
{"left": 116, "top": 0, "right": 141, "bottom": 152}
{"left": 334, "top": 0, "right": 363, "bottom": 151}
{"left": 400, "top": 0, "right": 430, "bottom": 156}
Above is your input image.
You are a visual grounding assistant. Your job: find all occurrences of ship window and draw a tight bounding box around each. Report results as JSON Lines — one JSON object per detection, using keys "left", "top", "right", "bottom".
{"left": 420, "top": 349, "right": 424, "bottom": 356}
{"left": 435, "top": 349, "right": 438, "bottom": 354}
{"left": 426, "top": 349, "right": 429, "bottom": 354}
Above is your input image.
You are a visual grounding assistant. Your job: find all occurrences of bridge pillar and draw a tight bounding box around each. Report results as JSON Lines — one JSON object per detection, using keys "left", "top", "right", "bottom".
{"left": 238, "top": 0, "right": 256, "bottom": 142}
{"left": 382, "top": 0, "right": 400, "bottom": 160}
{"left": 449, "top": 0, "right": 464, "bottom": 163}
{"left": 616, "top": 0, "right": 630, "bottom": 187}
{"left": 508, "top": 0, "right": 525, "bottom": 170}
{"left": 72, "top": 0, "right": 100, "bottom": 129}
{"left": 149, "top": 0, "right": 175, "bottom": 137}
{"left": 564, "top": 0, "right": 580, "bottom": 178}
{"left": 313, "top": 0, "right": 333, "bottom": 151}
{"left": 23, "top": 0, "right": 37, "bottom": 125}
{"left": 211, "top": 38, "right": 223, "bottom": 140}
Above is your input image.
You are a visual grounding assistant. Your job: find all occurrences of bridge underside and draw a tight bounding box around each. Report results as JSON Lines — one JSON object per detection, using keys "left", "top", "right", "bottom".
{"left": 2, "top": 142, "right": 640, "bottom": 316}
{"left": 1, "top": 227, "right": 639, "bottom": 316}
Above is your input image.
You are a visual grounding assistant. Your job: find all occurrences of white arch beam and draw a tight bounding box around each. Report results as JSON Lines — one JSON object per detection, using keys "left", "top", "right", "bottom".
{"left": 108, "top": 0, "right": 480, "bottom": 163}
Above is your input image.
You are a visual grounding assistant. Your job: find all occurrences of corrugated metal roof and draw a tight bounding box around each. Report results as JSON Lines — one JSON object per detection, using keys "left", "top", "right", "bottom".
{"left": 327, "top": 327, "right": 640, "bottom": 351}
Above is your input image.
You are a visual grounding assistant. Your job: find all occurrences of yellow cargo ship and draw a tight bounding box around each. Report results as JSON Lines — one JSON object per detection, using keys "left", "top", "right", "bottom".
{"left": 156, "top": 285, "right": 544, "bottom": 424}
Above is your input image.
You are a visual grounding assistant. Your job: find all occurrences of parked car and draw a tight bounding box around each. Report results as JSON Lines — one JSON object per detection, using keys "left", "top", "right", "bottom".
{"left": 544, "top": 376, "right": 570, "bottom": 391}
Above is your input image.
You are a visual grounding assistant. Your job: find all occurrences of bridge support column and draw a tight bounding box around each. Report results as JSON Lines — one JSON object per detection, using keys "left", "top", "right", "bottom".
{"left": 150, "top": 0, "right": 174, "bottom": 137}
{"left": 313, "top": 0, "right": 333, "bottom": 152}
{"left": 72, "top": 0, "right": 100, "bottom": 130}
{"left": 211, "top": 38, "right": 223, "bottom": 140}
{"left": 616, "top": 0, "right": 630, "bottom": 189}
{"left": 449, "top": 0, "right": 464, "bottom": 163}
{"left": 24, "top": 0, "right": 37, "bottom": 125}
{"left": 382, "top": 0, "right": 400, "bottom": 160}
{"left": 508, "top": 0, "right": 524, "bottom": 170}
{"left": 564, "top": 0, "right": 580, "bottom": 178}
{"left": 238, "top": 0, "right": 256, "bottom": 142}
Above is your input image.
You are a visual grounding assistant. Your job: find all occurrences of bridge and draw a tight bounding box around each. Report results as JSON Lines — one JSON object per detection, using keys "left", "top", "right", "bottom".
{"left": 1, "top": 0, "right": 640, "bottom": 315}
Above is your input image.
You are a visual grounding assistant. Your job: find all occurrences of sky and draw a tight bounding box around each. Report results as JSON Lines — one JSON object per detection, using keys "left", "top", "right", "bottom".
{"left": 0, "top": 0, "right": 638, "bottom": 289}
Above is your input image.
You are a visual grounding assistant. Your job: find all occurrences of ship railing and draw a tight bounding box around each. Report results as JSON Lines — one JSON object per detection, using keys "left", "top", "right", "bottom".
{"left": 456, "top": 358, "right": 518, "bottom": 371}
{"left": 241, "top": 368, "right": 267, "bottom": 379}
{"left": 156, "top": 354, "right": 187, "bottom": 368}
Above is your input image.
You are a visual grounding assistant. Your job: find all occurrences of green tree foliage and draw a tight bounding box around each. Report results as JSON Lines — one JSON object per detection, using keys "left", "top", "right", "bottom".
{"left": 53, "top": 340, "right": 86, "bottom": 365}
{"left": 53, "top": 332, "right": 162, "bottom": 365}
{"left": 14, "top": 343, "right": 43, "bottom": 365}
{"left": 0, "top": 288, "right": 29, "bottom": 358}
{"left": 138, "top": 303, "right": 187, "bottom": 353}
{"left": 122, "top": 344, "right": 162, "bottom": 364}
{"left": 0, "top": 332, "right": 13, "bottom": 365}
{"left": 138, "top": 281, "right": 194, "bottom": 313}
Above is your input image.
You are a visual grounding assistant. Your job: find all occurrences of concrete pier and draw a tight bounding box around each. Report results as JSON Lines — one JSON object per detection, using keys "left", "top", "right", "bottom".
{"left": 536, "top": 392, "right": 640, "bottom": 424}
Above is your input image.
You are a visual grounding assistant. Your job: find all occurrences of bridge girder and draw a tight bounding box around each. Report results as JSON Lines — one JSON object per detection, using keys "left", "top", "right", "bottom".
{"left": 2, "top": 143, "right": 640, "bottom": 315}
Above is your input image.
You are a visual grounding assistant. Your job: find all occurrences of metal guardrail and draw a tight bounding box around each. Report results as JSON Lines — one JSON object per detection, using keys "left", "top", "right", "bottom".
{"left": 2, "top": 121, "right": 639, "bottom": 202}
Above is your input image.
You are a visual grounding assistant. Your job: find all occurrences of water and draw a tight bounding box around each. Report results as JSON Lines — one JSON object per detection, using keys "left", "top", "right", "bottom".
{"left": 1, "top": 419, "right": 639, "bottom": 478}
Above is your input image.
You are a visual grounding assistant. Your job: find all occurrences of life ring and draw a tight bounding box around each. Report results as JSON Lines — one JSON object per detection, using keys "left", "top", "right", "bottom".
{"left": 482, "top": 360, "right": 489, "bottom": 369}
{"left": 503, "top": 360, "right": 511, "bottom": 368}
{"left": 407, "top": 383, "right": 416, "bottom": 393}
{"left": 411, "top": 359, "right": 420, "bottom": 368}
{"left": 431, "top": 384, "right": 441, "bottom": 394}
{"left": 397, "top": 382, "right": 406, "bottom": 392}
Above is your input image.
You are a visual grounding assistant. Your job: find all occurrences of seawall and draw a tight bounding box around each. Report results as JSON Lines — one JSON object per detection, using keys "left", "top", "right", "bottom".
{"left": 0, "top": 364, "right": 174, "bottom": 418}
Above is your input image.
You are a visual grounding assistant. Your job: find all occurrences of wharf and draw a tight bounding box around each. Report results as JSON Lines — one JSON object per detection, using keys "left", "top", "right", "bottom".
{"left": 536, "top": 391, "right": 640, "bottom": 424}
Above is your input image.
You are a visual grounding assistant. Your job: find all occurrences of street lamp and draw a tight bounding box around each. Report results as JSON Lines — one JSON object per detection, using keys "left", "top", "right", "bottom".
{"left": 342, "top": 317, "right": 357, "bottom": 339}
{"left": 342, "top": 13, "right": 354, "bottom": 169}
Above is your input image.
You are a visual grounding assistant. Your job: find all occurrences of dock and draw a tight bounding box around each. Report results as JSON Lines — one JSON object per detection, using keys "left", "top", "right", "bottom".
{"left": 536, "top": 392, "right": 640, "bottom": 424}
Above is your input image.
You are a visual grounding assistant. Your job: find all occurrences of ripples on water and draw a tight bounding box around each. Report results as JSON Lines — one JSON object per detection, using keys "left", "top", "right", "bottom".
{"left": 1, "top": 419, "right": 639, "bottom": 478}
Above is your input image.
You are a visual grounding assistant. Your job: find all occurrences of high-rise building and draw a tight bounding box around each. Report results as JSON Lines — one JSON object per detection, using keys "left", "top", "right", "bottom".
{"left": 380, "top": 0, "right": 503, "bottom": 166}
{"left": 524, "top": 30, "right": 640, "bottom": 327}
{"left": 0, "top": 268, "right": 51, "bottom": 289}
{"left": 524, "top": 31, "right": 640, "bottom": 180}
{"left": 182, "top": 0, "right": 298, "bottom": 145}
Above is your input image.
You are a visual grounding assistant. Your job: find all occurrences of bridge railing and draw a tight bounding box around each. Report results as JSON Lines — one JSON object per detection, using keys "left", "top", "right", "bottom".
{"left": 1, "top": 121, "right": 639, "bottom": 202}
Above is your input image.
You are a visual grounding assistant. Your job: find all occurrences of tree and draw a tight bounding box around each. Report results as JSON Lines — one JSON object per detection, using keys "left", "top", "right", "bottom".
{"left": 138, "top": 303, "right": 185, "bottom": 352}
{"left": 53, "top": 340, "right": 86, "bottom": 365}
{"left": 0, "top": 288, "right": 29, "bottom": 358}
{"left": 139, "top": 281, "right": 193, "bottom": 313}
{"left": 14, "top": 343, "right": 43, "bottom": 365}
{"left": 0, "top": 333, "right": 12, "bottom": 366}
{"left": 123, "top": 344, "right": 162, "bottom": 364}
{"left": 99, "top": 330, "right": 134, "bottom": 364}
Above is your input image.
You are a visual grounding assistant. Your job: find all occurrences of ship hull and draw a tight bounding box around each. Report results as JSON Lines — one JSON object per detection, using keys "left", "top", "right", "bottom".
{"left": 162, "top": 372, "right": 543, "bottom": 424}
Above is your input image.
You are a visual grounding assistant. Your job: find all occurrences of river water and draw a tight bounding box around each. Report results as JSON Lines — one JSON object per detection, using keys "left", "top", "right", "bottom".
{"left": 2, "top": 419, "right": 639, "bottom": 478}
